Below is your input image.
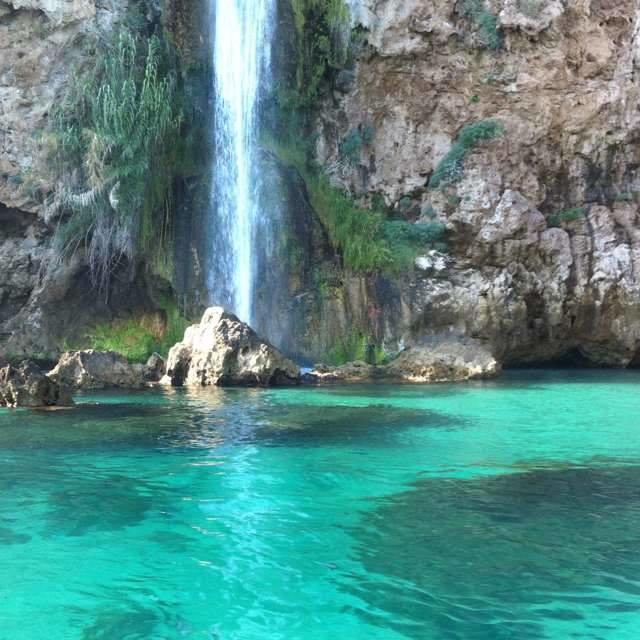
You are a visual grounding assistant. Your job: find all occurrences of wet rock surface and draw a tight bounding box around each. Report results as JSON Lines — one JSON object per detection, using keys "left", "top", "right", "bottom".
{"left": 144, "top": 353, "right": 166, "bottom": 382}
{"left": 309, "top": 361, "right": 378, "bottom": 383}
{"left": 0, "top": 361, "right": 73, "bottom": 408}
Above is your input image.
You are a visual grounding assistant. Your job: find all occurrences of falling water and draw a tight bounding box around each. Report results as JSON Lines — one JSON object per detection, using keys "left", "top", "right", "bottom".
{"left": 207, "top": 0, "right": 275, "bottom": 324}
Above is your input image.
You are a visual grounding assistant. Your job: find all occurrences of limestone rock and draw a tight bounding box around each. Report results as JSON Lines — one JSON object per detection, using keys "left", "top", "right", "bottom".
{"left": 308, "top": 340, "right": 499, "bottom": 384}
{"left": 309, "top": 361, "right": 377, "bottom": 383}
{"left": 499, "top": 0, "right": 564, "bottom": 35}
{"left": 162, "top": 307, "right": 300, "bottom": 387}
{"left": 415, "top": 251, "right": 450, "bottom": 274}
{"left": 4, "top": 0, "right": 96, "bottom": 24}
{"left": 3, "top": 0, "right": 640, "bottom": 371}
{"left": 48, "top": 350, "right": 146, "bottom": 389}
{"left": 306, "top": 0, "right": 640, "bottom": 368}
{"left": 0, "top": 360, "right": 73, "bottom": 408}
{"left": 384, "top": 340, "right": 500, "bottom": 383}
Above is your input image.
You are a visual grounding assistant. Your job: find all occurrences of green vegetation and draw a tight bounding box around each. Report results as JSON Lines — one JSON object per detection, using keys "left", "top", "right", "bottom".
{"left": 547, "top": 207, "right": 586, "bottom": 227}
{"left": 269, "top": 1, "right": 450, "bottom": 274}
{"left": 266, "top": 136, "right": 447, "bottom": 273}
{"left": 71, "top": 304, "right": 190, "bottom": 363}
{"left": 309, "top": 175, "right": 392, "bottom": 271}
{"left": 460, "top": 0, "right": 502, "bottom": 51}
{"left": 47, "top": 28, "right": 184, "bottom": 289}
{"left": 285, "top": 0, "right": 352, "bottom": 111}
{"left": 429, "top": 119, "right": 502, "bottom": 188}
{"left": 338, "top": 124, "right": 374, "bottom": 166}
{"left": 327, "top": 330, "right": 386, "bottom": 366}
{"left": 383, "top": 220, "right": 448, "bottom": 264}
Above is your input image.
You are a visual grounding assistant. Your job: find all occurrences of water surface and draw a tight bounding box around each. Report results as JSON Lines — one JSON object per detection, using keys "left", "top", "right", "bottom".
{"left": 1, "top": 370, "right": 639, "bottom": 639}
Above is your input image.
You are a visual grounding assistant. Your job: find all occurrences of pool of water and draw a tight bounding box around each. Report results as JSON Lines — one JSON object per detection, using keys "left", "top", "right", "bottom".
{"left": 1, "top": 370, "right": 639, "bottom": 639}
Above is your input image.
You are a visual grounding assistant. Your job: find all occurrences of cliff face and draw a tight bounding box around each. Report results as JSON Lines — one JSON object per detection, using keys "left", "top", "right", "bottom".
{"left": 3, "top": 0, "right": 640, "bottom": 367}
{"left": 0, "top": 0, "right": 189, "bottom": 359}
{"left": 311, "top": 0, "right": 640, "bottom": 366}
{"left": 0, "top": 0, "right": 104, "bottom": 356}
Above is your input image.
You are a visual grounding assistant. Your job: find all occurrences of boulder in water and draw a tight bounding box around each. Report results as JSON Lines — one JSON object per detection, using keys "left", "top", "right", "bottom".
{"left": 48, "top": 350, "right": 146, "bottom": 390}
{"left": 308, "top": 339, "right": 500, "bottom": 384}
{"left": 383, "top": 340, "right": 500, "bottom": 383}
{"left": 144, "top": 352, "right": 166, "bottom": 382}
{"left": 161, "top": 307, "right": 300, "bottom": 387}
{"left": 0, "top": 361, "right": 73, "bottom": 408}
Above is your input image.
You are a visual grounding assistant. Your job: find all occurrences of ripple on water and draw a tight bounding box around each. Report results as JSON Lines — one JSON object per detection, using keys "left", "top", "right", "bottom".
{"left": 1, "top": 372, "right": 640, "bottom": 639}
{"left": 345, "top": 465, "right": 640, "bottom": 639}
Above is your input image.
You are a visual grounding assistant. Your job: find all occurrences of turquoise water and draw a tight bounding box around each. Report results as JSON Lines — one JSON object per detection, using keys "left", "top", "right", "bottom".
{"left": 1, "top": 370, "right": 640, "bottom": 639}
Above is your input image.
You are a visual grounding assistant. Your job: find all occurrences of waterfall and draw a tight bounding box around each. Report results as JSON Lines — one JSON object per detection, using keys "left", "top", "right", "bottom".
{"left": 207, "top": 0, "right": 275, "bottom": 324}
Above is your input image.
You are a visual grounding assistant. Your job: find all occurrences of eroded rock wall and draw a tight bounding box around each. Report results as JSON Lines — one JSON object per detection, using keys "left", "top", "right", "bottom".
{"left": 0, "top": 0, "right": 203, "bottom": 359}
{"left": 0, "top": 0, "right": 110, "bottom": 356}
{"left": 312, "top": 0, "right": 640, "bottom": 366}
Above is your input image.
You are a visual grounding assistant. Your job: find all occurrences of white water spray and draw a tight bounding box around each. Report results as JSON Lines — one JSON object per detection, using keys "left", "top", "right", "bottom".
{"left": 208, "top": 0, "right": 274, "bottom": 324}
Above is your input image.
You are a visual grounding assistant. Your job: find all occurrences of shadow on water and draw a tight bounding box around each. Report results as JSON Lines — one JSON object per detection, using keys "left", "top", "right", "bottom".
{"left": 73, "top": 597, "right": 197, "bottom": 640}
{"left": 343, "top": 465, "right": 640, "bottom": 639}
{"left": 254, "top": 404, "right": 463, "bottom": 448}
{"left": 44, "top": 474, "right": 171, "bottom": 537}
{"left": 0, "top": 454, "right": 182, "bottom": 540}
{"left": 0, "top": 386, "right": 467, "bottom": 453}
{"left": 0, "top": 402, "right": 188, "bottom": 449}
{"left": 0, "top": 521, "right": 30, "bottom": 545}
{"left": 494, "top": 368, "right": 640, "bottom": 388}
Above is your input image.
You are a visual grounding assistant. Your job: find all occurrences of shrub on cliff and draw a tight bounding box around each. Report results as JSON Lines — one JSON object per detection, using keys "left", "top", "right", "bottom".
{"left": 459, "top": 0, "right": 502, "bottom": 51}
{"left": 547, "top": 207, "right": 586, "bottom": 227}
{"left": 429, "top": 120, "right": 502, "bottom": 188}
{"left": 47, "top": 29, "right": 183, "bottom": 290}
{"left": 286, "top": 0, "right": 352, "bottom": 111}
{"left": 338, "top": 123, "right": 374, "bottom": 166}
{"left": 66, "top": 304, "right": 190, "bottom": 363}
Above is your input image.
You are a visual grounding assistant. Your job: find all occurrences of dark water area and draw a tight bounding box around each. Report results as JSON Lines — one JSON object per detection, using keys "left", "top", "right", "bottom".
{"left": 1, "top": 370, "right": 639, "bottom": 639}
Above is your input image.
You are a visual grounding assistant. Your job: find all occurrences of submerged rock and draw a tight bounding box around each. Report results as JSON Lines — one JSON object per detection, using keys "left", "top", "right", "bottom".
{"left": 48, "top": 350, "right": 146, "bottom": 390}
{"left": 0, "top": 361, "right": 73, "bottom": 408}
{"left": 161, "top": 307, "right": 300, "bottom": 387}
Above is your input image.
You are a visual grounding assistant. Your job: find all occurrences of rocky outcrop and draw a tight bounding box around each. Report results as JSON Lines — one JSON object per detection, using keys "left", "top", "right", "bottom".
{"left": 48, "top": 350, "right": 147, "bottom": 389}
{"left": 384, "top": 340, "right": 500, "bottom": 383}
{"left": 308, "top": 339, "right": 498, "bottom": 384}
{"left": 0, "top": 0, "right": 118, "bottom": 214}
{"left": 162, "top": 307, "right": 301, "bottom": 387}
{"left": 305, "top": 0, "right": 640, "bottom": 367}
{"left": 0, "top": 360, "right": 73, "bottom": 407}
